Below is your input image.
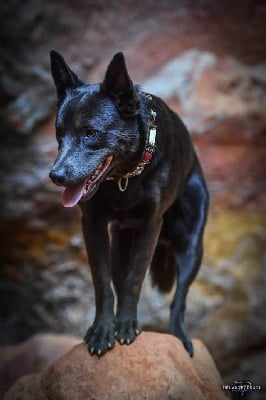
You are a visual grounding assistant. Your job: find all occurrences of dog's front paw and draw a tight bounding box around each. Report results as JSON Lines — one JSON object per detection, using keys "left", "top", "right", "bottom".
{"left": 84, "top": 320, "right": 115, "bottom": 356}
{"left": 115, "top": 319, "right": 141, "bottom": 345}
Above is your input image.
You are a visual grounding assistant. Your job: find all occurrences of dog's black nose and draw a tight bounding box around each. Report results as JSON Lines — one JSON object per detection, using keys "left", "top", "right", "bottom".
{"left": 49, "top": 169, "right": 66, "bottom": 186}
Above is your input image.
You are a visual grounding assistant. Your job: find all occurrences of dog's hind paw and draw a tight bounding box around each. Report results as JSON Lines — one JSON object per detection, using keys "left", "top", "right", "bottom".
{"left": 84, "top": 320, "right": 115, "bottom": 356}
{"left": 183, "top": 339, "right": 194, "bottom": 357}
{"left": 115, "top": 319, "right": 141, "bottom": 345}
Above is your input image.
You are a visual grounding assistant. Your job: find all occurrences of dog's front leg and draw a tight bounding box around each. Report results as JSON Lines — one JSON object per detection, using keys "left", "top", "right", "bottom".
{"left": 113, "top": 218, "right": 163, "bottom": 345}
{"left": 82, "top": 215, "right": 115, "bottom": 356}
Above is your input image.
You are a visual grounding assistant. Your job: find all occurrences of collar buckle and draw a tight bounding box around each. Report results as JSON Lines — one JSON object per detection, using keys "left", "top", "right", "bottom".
{"left": 117, "top": 176, "right": 129, "bottom": 192}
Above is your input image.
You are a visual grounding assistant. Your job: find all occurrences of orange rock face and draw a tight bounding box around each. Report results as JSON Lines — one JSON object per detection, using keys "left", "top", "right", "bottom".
{"left": 5, "top": 333, "right": 227, "bottom": 400}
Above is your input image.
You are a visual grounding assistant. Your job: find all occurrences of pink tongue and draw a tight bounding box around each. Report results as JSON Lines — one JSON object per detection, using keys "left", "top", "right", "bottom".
{"left": 62, "top": 179, "right": 87, "bottom": 208}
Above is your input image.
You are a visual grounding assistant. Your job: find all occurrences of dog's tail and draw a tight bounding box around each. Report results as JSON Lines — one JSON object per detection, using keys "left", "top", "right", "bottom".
{"left": 150, "top": 241, "right": 176, "bottom": 293}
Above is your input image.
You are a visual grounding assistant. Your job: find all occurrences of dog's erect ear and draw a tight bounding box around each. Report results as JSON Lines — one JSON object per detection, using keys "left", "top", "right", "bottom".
{"left": 103, "top": 52, "right": 139, "bottom": 117}
{"left": 103, "top": 52, "right": 133, "bottom": 95}
{"left": 50, "top": 50, "right": 80, "bottom": 101}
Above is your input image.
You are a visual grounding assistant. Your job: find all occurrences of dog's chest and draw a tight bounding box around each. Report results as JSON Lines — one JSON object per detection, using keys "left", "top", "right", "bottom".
{"left": 92, "top": 181, "right": 158, "bottom": 225}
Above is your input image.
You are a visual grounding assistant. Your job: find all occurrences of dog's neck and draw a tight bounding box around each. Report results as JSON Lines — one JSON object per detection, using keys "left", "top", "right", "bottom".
{"left": 108, "top": 95, "right": 157, "bottom": 192}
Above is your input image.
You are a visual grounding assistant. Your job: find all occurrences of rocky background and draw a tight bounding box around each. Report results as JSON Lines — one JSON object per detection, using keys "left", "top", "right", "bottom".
{"left": 0, "top": 0, "right": 265, "bottom": 399}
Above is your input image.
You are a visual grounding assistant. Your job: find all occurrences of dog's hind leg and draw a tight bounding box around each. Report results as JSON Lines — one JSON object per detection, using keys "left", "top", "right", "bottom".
{"left": 167, "top": 167, "right": 209, "bottom": 356}
{"left": 150, "top": 227, "right": 177, "bottom": 293}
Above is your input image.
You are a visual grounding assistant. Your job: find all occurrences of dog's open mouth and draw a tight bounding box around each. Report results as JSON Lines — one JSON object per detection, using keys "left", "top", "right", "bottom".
{"left": 62, "top": 156, "right": 113, "bottom": 207}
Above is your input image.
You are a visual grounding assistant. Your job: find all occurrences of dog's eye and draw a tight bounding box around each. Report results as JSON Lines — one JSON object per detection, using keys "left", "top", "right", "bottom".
{"left": 84, "top": 129, "right": 98, "bottom": 139}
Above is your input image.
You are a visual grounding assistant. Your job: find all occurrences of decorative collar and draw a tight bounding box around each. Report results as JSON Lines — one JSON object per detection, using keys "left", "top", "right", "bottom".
{"left": 117, "top": 102, "right": 157, "bottom": 191}
{"left": 106, "top": 94, "right": 157, "bottom": 192}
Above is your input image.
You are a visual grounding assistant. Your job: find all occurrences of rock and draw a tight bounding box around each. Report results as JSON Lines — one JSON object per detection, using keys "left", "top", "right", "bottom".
{"left": 5, "top": 332, "right": 227, "bottom": 400}
{"left": 0, "top": 124, "right": 93, "bottom": 342}
{"left": 143, "top": 50, "right": 266, "bottom": 211}
{"left": 142, "top": 50, "right": 266, "bottom": 136}
{"left": 4, "top": 374, "right": 45, "bottom": 400}
{"left": 1, "top": 56, "right": 265, "bottom": 399}
{"left": 1, "top": 2, "right": 266, "bottom": 397}
{"left": 0, "top": 334, "right": 80, "bottom": 396}
{"left": 186, "top": 212, "right": 266, "bottom": 373}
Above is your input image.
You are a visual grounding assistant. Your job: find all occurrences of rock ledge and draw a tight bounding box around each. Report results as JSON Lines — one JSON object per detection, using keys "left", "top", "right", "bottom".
{"left": 5, "top": 332, "right": 227, "bottom": 400}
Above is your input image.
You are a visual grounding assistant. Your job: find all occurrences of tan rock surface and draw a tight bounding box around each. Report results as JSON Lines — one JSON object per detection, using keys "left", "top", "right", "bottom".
{"left": 0, "top": 334, "right": 80, "bottom": 396}
{"left": 5, "top": 332, "right": 227, "bottom": 400}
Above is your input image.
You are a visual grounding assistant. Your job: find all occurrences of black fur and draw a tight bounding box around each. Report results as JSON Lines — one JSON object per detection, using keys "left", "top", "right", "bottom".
{"left": 49, "top": 51, "right": 209, "bottom": 357}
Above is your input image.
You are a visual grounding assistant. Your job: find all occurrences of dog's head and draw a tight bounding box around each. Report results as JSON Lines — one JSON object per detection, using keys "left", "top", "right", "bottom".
{"left": 49, "top": 51, "right": 143, "bottom": 207}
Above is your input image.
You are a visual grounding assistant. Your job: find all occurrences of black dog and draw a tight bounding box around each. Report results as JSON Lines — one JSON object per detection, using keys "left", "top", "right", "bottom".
{"left": 49, "top": 51, "right": 209, "bottom": 357}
